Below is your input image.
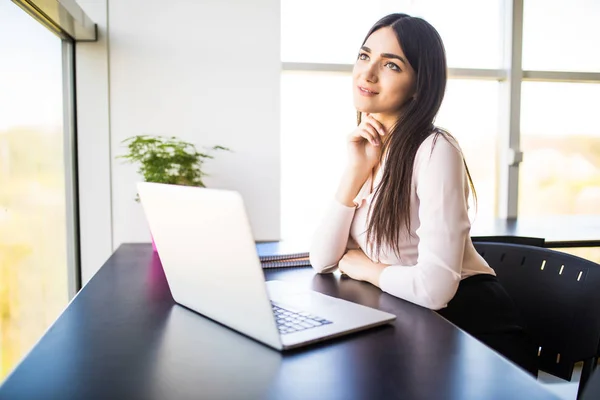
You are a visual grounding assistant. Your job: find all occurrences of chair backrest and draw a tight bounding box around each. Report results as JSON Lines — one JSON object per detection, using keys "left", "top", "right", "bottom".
{"left": 472, "top": 235, "right": 545, "bottom": 247}
{"left": 581, "top": 367, "right": 600, "bottom": 400}
{"left": 473, "top": 242, "right": 600, "bottom": 380}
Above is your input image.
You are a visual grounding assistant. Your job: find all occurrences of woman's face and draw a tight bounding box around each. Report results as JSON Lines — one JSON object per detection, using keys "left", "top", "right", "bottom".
{"left": 352, "top": 27, "right": 416, "bottom": 117}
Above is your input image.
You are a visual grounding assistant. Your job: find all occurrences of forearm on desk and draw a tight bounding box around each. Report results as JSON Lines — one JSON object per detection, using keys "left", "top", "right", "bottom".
{"left": 310, "top": 168, "right": 369, "bottom": 272}
{"left": 337, "top": 248, "right": 389, "bottom": 286}
{"left": 309, "top": 200, "right": 356, "bottom": 272}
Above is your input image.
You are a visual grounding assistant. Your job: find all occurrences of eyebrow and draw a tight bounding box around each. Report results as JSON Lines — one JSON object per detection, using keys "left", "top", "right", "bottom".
{"left": 361, "top": 46, "right": 407, "bottom": 66}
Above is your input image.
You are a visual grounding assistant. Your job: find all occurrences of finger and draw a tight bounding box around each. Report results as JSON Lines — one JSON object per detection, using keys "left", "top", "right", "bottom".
{"left": 365, "top": 115, "right": 386, "bottom": 136}
{"left": 359, "top": 128, "right": 379, "bottom": 147}
{"left": 361, "top": 125, "right": 380, "bottom": 146}
{"left": 349, "top": 126, "right": 379, "bottom": 146}
{"left": 361, "top": 118, "right": 381, "bottom": 139}
{"left": 348, "top": 129, "right": 373, "bottom": 144}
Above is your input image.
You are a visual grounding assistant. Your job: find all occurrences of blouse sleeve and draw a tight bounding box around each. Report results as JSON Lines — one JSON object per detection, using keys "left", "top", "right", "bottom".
{"left": 309, "top": 199, "right": 357, "bottom": 273}
{"left": 378, "top": 136, "right": 470, "bottom": 310}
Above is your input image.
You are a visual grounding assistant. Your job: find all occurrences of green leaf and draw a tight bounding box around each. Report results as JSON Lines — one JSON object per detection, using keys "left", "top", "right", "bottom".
{"left": 117, "top": 134, "right": 231, "bottom": 200}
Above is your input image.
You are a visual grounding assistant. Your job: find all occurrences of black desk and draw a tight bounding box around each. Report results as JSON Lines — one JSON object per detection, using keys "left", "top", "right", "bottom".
{"left": 471, "top": 215, "right": 600, "bottom": 248}
{"left": 0, "top": 244, "right": 559, "bottom": 400}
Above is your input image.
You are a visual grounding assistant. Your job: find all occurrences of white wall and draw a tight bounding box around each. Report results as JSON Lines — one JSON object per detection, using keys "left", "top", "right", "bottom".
{"left": 77, "top": 0, "right": 281, "bottom": 283}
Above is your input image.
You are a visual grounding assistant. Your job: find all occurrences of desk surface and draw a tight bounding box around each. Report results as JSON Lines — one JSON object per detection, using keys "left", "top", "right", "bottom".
{"left": 471, "top": 215, "right": 600, "bottom": 247}
{"left": 0, "top": 244, "right": 559, "bottom": 400}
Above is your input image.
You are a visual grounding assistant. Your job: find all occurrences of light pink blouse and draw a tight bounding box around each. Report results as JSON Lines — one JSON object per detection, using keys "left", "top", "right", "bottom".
{"left": 309, "top": 132, "right": 495, "bottom": 310}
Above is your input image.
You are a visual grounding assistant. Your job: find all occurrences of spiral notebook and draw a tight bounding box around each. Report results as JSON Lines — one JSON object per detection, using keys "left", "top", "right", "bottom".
{"left": 256, "top": 241, "right": 309, "bottom": 262}
{"left": 260, "top": 257, "right": 311, "bottom": 269}
{"left": 256, "top": 241, "right": 311, "bottom": 268}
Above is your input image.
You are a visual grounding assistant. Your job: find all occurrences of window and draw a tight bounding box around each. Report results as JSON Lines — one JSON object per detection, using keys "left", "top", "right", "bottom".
{"left": 523, "top": 0, "right": 600, "bottom": 72}
{"left": 281, "top": 71, "right": 355, "bottom": 240}
{"left": 519, "top": 82, "right": 600, "bottom": 216}
{"left": 0, "top": 1, "right": 71, "bottom": 379}
{"left": 436, "top": 80, "right": 500, "bottom": 222}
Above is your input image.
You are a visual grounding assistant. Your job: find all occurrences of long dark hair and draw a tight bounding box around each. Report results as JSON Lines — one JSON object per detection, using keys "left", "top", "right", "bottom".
{"left": 359, "top": 13, "right": 477, "bottom": 259}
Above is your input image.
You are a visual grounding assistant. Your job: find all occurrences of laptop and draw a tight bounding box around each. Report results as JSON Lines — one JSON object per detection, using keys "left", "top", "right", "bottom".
{"left": 137, "top": 182, "right": 396, "bottom": 351}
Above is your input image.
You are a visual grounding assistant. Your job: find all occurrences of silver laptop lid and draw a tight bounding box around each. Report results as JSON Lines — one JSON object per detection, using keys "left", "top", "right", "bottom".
{"left": 137, "top": 182, "right": 282, "bottom": 350}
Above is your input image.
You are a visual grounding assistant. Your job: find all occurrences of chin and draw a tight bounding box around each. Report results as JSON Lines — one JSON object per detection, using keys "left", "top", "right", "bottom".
{"left": 353, "top": 96, "right": 386, "bottom": 114}
{"left": 353, "top": 100, "right": 376, "bottom": 113}
{"left": 355, "top": 105, "right": 381, "bottom": 114}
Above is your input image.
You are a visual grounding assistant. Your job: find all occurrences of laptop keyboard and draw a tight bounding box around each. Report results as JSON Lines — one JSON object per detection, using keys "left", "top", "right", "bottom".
{"left": 271, "top": 303, "right": 332, "bottom": 335}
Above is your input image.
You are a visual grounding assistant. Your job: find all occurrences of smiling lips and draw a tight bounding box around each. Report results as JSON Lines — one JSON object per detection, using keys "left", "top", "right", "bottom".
{"left": 358, "top": 86, "right": 378, "bottom": 96}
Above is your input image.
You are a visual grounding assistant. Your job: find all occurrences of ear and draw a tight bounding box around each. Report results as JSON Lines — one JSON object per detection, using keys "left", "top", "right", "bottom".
{"left": 410, "top": 80, "right": 418, "bottom": 100}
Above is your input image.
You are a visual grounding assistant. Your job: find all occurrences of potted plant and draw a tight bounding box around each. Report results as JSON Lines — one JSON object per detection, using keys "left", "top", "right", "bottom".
{"left": 119, "top": 134, "right": 230, "bottom": 251}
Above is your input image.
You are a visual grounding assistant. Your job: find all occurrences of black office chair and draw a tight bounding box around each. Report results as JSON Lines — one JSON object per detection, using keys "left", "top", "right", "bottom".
{"left": 581, "top": 367, "right": 600, "bottom": 400}
{"left": 471, "top": 235, "right": 546, "bottom": 247}
{"left": 473, "top": 242, "right": 600, "bottom": 399}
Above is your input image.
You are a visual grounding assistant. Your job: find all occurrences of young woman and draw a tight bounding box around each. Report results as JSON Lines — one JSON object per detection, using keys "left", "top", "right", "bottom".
{"left": 309, "top": 13, "right": 537, "bottom": 375}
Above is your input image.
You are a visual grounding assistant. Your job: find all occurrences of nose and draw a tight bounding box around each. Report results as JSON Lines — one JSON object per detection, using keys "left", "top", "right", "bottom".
{"left": 363, "top": 62, "right": 378, "bottom": 84}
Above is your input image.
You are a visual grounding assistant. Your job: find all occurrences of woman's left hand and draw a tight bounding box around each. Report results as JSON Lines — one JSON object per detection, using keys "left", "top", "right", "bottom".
{"left": 338, "top": 249, "right": 388, "bottom": 286}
